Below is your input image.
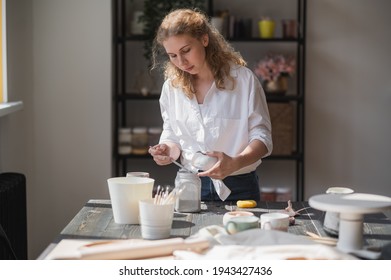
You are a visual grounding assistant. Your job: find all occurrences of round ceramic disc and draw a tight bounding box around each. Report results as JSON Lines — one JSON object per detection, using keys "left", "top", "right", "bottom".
{"left": 309, "top": 193, "right": 391, "bottom": 214}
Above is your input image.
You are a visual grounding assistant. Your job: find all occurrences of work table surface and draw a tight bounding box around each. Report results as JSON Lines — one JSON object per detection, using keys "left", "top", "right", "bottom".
{"left": 38, "top": 199, "right": 391, "bottom": 259}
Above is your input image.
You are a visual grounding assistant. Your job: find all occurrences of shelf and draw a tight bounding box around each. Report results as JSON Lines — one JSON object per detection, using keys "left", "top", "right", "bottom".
{"left": 116, "top": 93, "right": 302, "bottom": 102}
{"left": 117, "top": 36, "right": 303, "bottom": 44}
{"left": 0, "top": 101, "right": 24, "bottom": 118}
{"left": 228, "top": 37, "right": 303, "bottom": 43}
{"left": 116, "top": 154, "right": 151, "bottom": 160}
{"left": 116, "top": 93, "right": 160, "bottom": 101}
{"left": 116, "top": 35, "right": 148, "bottom": 42}
{"left": 265, "top": 94, "right": 303, "bottom": 102}
{"left": 113, "top": 0, "right": 306, "bottom": 200}
{"left": 115, "top": 153, "right": 303, "bottom": 161}
{"left": 266, "top": 153, "right": 303, "bottom": 161}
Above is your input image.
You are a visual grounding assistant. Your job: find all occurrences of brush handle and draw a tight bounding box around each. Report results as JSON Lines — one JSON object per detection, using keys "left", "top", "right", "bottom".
{"left": 170, "top": 159, "right": 197, "bottom": 174}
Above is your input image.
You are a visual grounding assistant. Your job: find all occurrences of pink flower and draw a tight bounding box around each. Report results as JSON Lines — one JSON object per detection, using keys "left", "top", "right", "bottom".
{"left": 254, "top": 54, "right": 296, "bottom": 82}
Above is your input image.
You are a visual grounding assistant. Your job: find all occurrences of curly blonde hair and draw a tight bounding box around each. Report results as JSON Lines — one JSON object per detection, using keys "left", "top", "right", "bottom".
{"left": 152, "top": 9, "right": 246, "bottom": 98}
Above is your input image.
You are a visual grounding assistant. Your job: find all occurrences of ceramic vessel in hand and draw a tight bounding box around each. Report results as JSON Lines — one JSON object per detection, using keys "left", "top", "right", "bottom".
{"left": 191, "top": 152, "right": 218, "bottom": 171}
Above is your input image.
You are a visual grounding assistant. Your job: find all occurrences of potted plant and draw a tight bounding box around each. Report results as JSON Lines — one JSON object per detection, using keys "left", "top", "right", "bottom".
{"left": 140, "top": 0, "right": 206, "bottom": 63}
{"left": 254, "top": 53, "right": 296, "bottom": 94}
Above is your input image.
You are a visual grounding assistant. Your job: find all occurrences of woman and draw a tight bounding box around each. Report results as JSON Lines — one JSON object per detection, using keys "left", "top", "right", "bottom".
{"left": 148, "top": 9, "right": 272, "bottom": 202}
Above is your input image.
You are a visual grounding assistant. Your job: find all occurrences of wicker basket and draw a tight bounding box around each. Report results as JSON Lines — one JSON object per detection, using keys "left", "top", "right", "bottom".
{"left": 268, "top": 103, "right": 295, "bottom": 155}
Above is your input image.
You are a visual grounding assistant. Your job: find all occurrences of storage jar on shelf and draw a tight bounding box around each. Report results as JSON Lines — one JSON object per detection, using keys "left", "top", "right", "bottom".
{"left": 260, "top": 186, "right": 276, "bottom": 202}
{"left": 275, "top": 187, "right": 292, "bottom": 202}
{"left": 148, "top": 127, "right": 162, "bottom": 147}
{"left": 131, "top": 126, "right": 148, "bottom": 155}
{"left": 118, "top": 128, "right": 132, "bottom": 155}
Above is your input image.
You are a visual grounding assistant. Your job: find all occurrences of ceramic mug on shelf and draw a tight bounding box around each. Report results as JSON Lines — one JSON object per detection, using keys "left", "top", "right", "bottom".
{"left": 259, "top": 18, "right": 275, "bottom": 38}
{"left": 210, "top": 17, "right": 224, "bottom": 34}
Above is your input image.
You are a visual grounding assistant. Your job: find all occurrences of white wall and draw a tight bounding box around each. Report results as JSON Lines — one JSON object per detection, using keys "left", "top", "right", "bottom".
{"left": 30, "top": 0, "right": 112, "bottom": 258}
{"left": 2, "top": 0, "right": 112, "bottom": 259}
{"left": 0, "top": 0, "right": 34, "bottom": 257}
{"left": 305, "top": 0, "right": 391, "bottom": 198}
{"left": 1, "top": 0, "right": 390, "bottom": 259}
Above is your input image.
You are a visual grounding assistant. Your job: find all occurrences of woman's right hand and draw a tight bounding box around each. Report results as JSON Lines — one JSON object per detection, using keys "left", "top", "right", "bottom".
{"left": 148, "top": 144, "right": 173, "bottom": 166}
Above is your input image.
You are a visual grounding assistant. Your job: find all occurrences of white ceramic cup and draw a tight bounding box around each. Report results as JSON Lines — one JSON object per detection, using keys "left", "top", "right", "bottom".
{"left": 126, "top": 172, "right": 150, "bottom": 178}
{"left": 107, "top": 177, "right": 154, "bottom": 224}
{"left": 223, "top": 211, "right": 255, "bottom": 226}
{"left": 139, "top": 198, "right": 175, "bottom": 240}
{"left": 260, "top": 212, "right": 290, "bottom": 231}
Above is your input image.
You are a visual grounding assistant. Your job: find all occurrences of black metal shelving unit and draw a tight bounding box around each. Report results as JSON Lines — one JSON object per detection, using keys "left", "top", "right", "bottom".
{"left": 113, "top": 0, "right": 306, "bottom": 200}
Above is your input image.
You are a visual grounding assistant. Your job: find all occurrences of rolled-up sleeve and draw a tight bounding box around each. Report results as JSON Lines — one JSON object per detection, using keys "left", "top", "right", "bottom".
{"left": 158, "top": 81, "right": 180, "bottom": 146}
{"left": 247, "top": 73, "right": 273, "bottom": 157}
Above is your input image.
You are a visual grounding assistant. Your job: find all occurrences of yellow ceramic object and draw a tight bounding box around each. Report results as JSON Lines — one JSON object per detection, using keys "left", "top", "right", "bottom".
{"left": 259, "top": 20, "right": 275, "bottom": 38}
{"left": 236, "top": 200, "right": 257, "bottom": 208}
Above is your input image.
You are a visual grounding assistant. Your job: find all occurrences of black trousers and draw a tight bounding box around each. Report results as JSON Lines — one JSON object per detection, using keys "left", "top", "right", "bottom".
{"left": 200, "top": 171, "right": 260, "bottom": 202}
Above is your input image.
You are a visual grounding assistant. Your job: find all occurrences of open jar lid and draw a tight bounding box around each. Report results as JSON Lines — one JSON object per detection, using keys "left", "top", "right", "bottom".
{"left": 148, "top": 127, "right": 162, "bottom": 134}
{"left": 133, "top": 126, "right": 147, "bottom": 134}
{"left": 260, "top": 186, "right": 276, "bottom": 193}
{"left": 119, "top": 127, "right": 131, "bottom": 133}
{"left": 326, "top": 187, "right": 354, "bottom": 194}
{"left": 276, "top": 186, "right": 291, "bottom": 194}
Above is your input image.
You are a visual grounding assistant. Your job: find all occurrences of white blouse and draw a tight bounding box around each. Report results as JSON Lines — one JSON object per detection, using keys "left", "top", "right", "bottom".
{"left": 159, "top": 65, "right": 273, "bottom": 175}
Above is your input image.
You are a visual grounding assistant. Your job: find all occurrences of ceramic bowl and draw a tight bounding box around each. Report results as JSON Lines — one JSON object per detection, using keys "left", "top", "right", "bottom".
{"left": 191, "top": 152, "right": 218, "bottom": 170}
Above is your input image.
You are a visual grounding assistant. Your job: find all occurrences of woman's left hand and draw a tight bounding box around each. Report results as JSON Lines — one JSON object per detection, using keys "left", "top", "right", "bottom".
{"left": 197, "top": 151, "right": 238, "bottom": 180}
{"left": 197, "top": 140, "right": 267, "bottom": 179}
